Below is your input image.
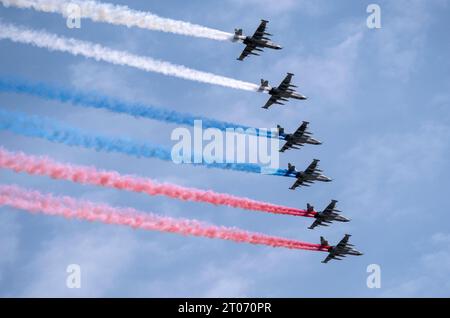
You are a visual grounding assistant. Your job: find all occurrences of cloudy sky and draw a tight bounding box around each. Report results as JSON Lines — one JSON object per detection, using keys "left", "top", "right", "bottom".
{"left": 0, "top": 0, "right": 449, "bottom": 297}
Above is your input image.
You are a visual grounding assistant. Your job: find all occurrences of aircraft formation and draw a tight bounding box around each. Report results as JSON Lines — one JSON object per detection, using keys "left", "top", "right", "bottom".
{"left": 0, "top": 2, "right": 362, "bottom": 264}
{"left": 235, "top": 20, "right": 362, "bottom": 263}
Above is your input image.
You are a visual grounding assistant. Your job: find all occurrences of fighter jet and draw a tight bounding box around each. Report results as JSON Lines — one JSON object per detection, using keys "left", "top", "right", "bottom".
{"left": 284, "top": 159, "right": 332, "bottom": 190}
{"left": 278, "top": 121, "right": 322, "bottom": 152}
{"left": 233, "top": 19, "right": 282, "bottom": 61}
{"left": 320, "top": 234, "right": 363, "bottom": 263}
{"left": 259, "top": 73, "right": 307, "bottom": 109}
{"left": 307, "top": 200, "right": 350, "bottom": 230}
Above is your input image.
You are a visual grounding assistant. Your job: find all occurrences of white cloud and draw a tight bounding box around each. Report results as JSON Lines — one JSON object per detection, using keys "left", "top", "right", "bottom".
{"left": 201, "top": 266, "right": 251, "bottom": 297}
{"left": 382, "top": 276, "right": 428, "bottom": 297}
{"left": 68, "top": 61, "right": 150, "bottom": 102}
{"left": 273, "top": 28, "right": 364, "bottom": 107}
{"left": 20, "top": 225, "right": 142, "bottom": 297}
{"left": 383, "top": 231, "right": 450, "bottom": 296}
{"left": 431, "top": 232, "right": 450, "bottom": 244}
{"left": 373, "top": 0, "right": 447, "bottom": 81}
{"left": 0, "top": 210, "right": 21, "bottom": 285}
{"left": 340, "top": 122, "right": 449, "bottom": 220}
{"left": 229, "top": 0, "right": 328, "bottom": 16}
{"left": 125, "top": 247, "right": 313, "bottom": 297}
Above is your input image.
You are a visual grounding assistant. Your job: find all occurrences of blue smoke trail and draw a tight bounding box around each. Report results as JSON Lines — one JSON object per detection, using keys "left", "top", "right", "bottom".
{"left": 0, "top": 76, "right": 280, "bottom": 139}
{"left": 0, "top": 109, "right": 282, "bottom": 175}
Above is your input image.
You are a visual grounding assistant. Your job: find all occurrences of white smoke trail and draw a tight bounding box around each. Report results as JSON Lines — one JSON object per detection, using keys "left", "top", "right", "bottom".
{"left": 1, "top": 0, "right": 234, "bottom": 41}
{"left": 0, "top": 22, "right": 259, "bottom": 91}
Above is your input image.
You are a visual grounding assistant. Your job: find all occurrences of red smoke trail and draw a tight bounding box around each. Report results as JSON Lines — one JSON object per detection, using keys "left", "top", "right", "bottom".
{"left": 0, "top": 147, "right": 315, "bottom": 217}
{"left": 0, "top": 184, "right": 328, "bottom": 251}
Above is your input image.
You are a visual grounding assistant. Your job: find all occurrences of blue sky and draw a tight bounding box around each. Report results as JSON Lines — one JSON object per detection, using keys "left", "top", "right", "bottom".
{"left": 0, "top": 0, "right": 450, "bottom": 297}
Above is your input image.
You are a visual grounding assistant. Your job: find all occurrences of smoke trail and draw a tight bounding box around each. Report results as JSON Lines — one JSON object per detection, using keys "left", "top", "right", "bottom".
{"left": 0, "top": 184, "right": 328, "bottom": 251}
{"left": 0, "top": 76, "right": 279, "bottom": 139}
{"left": 1, "top": 0, "right": 233, "bottom": 41}
{"left": 0, "top": 147, "right": 313, "bottom": 217}
{"left": 0, "top": 109, "right": 269, "bottom": 175}
{"left": 0, "top": 22, "right": 259, "bottom": 91}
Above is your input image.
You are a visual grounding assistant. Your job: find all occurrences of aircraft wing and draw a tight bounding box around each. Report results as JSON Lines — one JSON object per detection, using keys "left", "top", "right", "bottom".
{"left": 251, "top": 20, "right": 268, "bottom": 40}
{"left": 262, "top": 95, "right": 278, "bottom": 109}
{"left": 308, "top": 219, "right": 323, "bottom": 230}
{"left": 322, "top": 254, "right": 334, "bottom": 264}
{"left": 335, "top": 234, "right": 351, "bottom": 251}
{"left": 279, "top": 139, "right": 303, "bottom": 152}
{"left": 322, "top": 200, "right": 337, "bottom": 216}
{"left": 237, "top": 43, "right": 257, "bottom": 61}
{"left": 304, "top": 159, "right": 320, "bottom": 176}
{"left": 279, "top": 122, "right": 309, "bottom": 151}
{"left": 292, "top": 121, "right": 308, "bottom": 138}
{"left": 289, "top": 177, "right": 304, "bottom": 190}
{"left": 279, "top": 140, "right": 292, "bottom": 152}
{"left": 279, "top": 140, "right": 294, "bottom": 152}
{"left": 277, "top": 73, "right": 294, "bottom": 92}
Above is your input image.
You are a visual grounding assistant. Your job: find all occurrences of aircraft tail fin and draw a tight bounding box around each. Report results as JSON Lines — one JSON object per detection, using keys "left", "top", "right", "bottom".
{"left": 307, "top": 203, "right": 314, "bottom": 213}
{"left": 233, "top": 28, "right": 243, "bottom": 42}
{"left": 320, "top": 236, "right": 329, "bottom": 247}
{"left": 277, "top": 125, "right": 284, "bottom": 135}
{"left": 258, "top": 79, "right": 270, "bottom": 92}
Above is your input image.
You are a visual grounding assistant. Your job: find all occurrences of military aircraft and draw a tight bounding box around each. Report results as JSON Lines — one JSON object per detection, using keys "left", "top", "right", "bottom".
{"left": 259, "top": 73, "right": 307, "bottom": 109}
{"left": 233, "top": 19, "right": 282, "bottom": 61}
{"left": 284, "top": 159, "right": 332, "bottom": 190}
{"left": 320, "top": 234, "right": 363, "bottom": 263}
{"left": 307, "top": 200, "right": 350, "bottom": 230}
{"left": 278, "top": 121, "right": 322, "bottom": 152}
